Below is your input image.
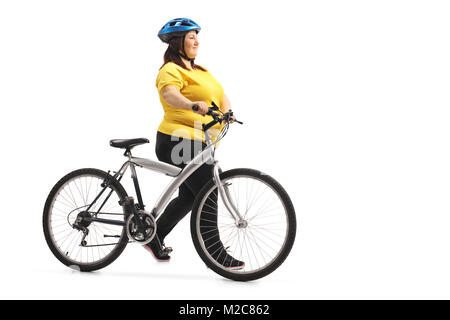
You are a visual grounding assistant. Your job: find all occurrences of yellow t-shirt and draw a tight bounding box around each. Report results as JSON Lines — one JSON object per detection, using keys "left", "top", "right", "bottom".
{"left": 156, "top": 62, "right": 225, "bottom": 141}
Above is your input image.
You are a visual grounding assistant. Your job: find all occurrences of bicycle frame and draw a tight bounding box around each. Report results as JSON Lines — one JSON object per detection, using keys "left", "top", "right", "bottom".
{"left": 86, "top": 128, "right": 243, "bottom": 228}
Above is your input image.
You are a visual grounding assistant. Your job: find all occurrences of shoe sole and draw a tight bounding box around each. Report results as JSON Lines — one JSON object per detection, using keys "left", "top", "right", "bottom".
{"left": 225, "top": 263, "right": 245, "bottom": 271}
{"left": 143, "top": 245, "right": 171, "bottom": 262}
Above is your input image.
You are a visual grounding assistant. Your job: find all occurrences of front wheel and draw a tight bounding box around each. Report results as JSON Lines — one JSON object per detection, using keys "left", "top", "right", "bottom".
{"left": 191, "top": 168, "right": 296, "bottom": 281}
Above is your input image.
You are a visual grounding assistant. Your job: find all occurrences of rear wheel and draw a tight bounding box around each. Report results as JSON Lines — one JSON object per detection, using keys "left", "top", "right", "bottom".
{"left": 43, "top": 168, "right": 129, "bottom": 271}
{"left": 191, "top": 168, "right": 296, "bottom": 281}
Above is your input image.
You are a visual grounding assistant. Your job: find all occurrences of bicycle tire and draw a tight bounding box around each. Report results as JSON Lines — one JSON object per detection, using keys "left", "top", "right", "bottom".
{"left": 190, "top": 168, "right": 296, "bottom": 281}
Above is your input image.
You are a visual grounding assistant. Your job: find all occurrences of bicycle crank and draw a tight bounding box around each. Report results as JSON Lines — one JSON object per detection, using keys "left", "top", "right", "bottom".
{"left": 126, "top": 210, "right": 157, "bottom": 245}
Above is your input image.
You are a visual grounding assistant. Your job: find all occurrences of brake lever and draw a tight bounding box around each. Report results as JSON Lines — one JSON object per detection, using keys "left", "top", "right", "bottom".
{"left": 224, "top": 109, "right": 243, "bottom": 124}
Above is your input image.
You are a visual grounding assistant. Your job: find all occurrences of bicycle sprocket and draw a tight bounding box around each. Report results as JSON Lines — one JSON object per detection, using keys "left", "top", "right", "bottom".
{"left": 126, "top": 210, "right": 157, "bottom": 244}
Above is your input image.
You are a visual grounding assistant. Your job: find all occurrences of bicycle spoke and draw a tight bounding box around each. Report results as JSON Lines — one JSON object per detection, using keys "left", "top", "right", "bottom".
{"left": 86, "top": 176, "right": 94, "bottom": 205}
{"left": 201, "top": 224, "right": 233, "bottom": 236}
{"left": 67, "top": 182, "right": 79, "bottom": 208}
{"left": 202, "top": 224, "right": 235, "bottom": 242}
{"left": 245, "top": 182, "right": 267, "bottom": 216}
{"left": 61, "top": 188, "right": 77, "bottom": 208}
{"left": 54, "top": 228, "right": 74, "bottom": 245}
{"left": 244, "top": 229, "right": 259, "bottom": 270}
{"left": 247, "top": 191, "right": 273, "bottom": 220}
{"left": 246, "top": 227, "right": 280, "bottom": 256}
{"left": 73, "top": 177, "right": 86, "bottom": 205}
{"left": 249, "top": 224, "right": 287, "bottom": 237}
{"left": 245, "top": 227, "right": 271, "bottom": 265}
{"left": 243, "top": 178, "right": 263, "bottom": 219}
{"left": 250, "top": 201, "right": 283, "bottom": 220}
{"left": 200, "top": 217, "right": 233, "bottom": 226}
{"left": 55, "top": 195, "right": 76, "bottom": 210}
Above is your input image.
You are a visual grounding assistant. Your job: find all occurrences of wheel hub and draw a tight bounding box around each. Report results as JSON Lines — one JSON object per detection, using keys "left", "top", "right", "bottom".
{"left": 237, "top": 220, "right": 248, "bottom": 228}
{"left": 73, "top": 211, "right": 92, "bottom": 230}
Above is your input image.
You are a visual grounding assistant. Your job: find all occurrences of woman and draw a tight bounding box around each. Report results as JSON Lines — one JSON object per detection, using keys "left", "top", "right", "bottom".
{"left": 144, "top": 18, "right": 244, "bottom": 270}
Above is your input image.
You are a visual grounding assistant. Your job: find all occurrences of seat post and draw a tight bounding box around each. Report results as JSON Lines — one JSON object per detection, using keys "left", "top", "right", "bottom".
{"left": 128, "top": 154, "right": 145, "bottom": 210}
{"left": 123, "top": 148, "right": 132, "bottom": 158}
{"left": 121, "top": 148, "right": 144, "bottom": 209}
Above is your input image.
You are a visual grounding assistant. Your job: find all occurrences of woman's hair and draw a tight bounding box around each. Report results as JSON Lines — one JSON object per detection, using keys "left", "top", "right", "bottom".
{"left": 160, "top": 33, "right": 206, "bottom": 71}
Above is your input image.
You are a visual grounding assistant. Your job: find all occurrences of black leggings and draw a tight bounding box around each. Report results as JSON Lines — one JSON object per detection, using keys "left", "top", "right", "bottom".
{"left": 155, "top": 131, "right": 215, "bottom": 242}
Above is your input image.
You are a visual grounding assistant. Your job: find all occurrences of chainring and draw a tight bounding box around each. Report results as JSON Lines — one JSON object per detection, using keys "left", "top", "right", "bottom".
{"left": 126, "top": 210, "right": 157, "bottom": 245}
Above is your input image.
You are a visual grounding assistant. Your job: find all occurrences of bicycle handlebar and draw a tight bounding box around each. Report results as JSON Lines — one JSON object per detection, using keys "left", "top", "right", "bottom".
{"left": 191, "top": 104, "right": 213, "bottom": 115}
{"left": 192, "top": 102, "right": 243, "bottom": 130}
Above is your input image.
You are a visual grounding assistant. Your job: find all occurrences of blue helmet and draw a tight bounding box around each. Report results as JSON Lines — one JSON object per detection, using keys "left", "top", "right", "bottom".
{"left": 158, "top": 18, "right": 201, "bottom": 43}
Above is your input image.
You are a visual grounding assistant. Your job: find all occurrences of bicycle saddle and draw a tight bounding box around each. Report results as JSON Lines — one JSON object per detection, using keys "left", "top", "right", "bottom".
{"left": 109, "top": 138, "right": 149, "bottom": 149}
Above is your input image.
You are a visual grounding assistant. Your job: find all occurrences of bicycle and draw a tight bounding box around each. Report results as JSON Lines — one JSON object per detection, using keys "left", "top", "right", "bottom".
{"left": 42, "top": 102, "right": 296, "bottom": 281}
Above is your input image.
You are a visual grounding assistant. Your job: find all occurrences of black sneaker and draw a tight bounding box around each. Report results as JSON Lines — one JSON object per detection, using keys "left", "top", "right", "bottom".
{"left": 221, "top": 254, "right": 245, "bottom": 270}
{"left": 143, "top": 237, "right": 172, "bottom": 262}
{"left": 214, "top": 247, "right": 245, "bottom": 270}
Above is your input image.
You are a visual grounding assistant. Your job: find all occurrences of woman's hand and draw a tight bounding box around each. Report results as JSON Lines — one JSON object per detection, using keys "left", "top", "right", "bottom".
{"left": 191, "top": 101, "right": 209, "bottom": 116}
{"left": 227, "top": 114, "right": 236, "bottom": 123}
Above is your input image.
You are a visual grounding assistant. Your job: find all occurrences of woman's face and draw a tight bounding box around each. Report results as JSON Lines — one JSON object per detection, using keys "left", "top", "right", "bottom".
{"left": 183, "top": 30, "right": 199, "bottom": 58}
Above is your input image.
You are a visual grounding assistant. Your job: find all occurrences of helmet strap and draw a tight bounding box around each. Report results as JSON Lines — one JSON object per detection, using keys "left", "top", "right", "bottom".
{"left": 167, "top": 34, "right": 195, "bottom": 64}
{"left": 179, "top": 51, "right": 194, "bottom": 63}
{"left": 180, "top": 33, "right": 194, "bottom": 64}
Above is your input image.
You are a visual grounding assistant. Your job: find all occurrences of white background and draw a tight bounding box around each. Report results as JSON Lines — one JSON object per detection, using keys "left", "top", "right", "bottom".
{"left": 1, "top": 0, "right": 450, "bottom": 299}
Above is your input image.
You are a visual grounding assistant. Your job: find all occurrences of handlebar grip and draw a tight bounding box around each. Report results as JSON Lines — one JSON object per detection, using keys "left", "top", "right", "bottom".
{"left": 192, "top": 104, "right": 215, "bottom": 116}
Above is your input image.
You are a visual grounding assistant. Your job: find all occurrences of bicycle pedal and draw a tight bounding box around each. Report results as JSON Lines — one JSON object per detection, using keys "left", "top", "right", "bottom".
{"left": 163, "top": 247, "right": 173, "bottom": 253}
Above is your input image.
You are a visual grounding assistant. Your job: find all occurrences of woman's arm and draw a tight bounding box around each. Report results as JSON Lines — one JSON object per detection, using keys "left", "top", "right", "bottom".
{"left": 161, "top": 85, "right": 208, "bottom": 115}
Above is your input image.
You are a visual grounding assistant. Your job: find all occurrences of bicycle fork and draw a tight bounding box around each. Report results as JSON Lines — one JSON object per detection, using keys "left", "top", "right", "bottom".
{"left": 212, "top": 162, "right": 247, "bottom": 227}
